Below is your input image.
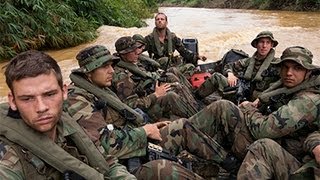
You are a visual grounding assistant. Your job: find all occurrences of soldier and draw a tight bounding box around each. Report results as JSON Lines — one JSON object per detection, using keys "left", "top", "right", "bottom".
{"left": 66, "top": 45, "right": 235, "bottom": 179}
{"left": 0, "top": 50, "right": 136, "bottom": 179}
{"left": 112, "top": 36, "right": 199, "bottom": 120}
{"left": 145, "top": 12, "right": 206, "bottom": 78}
{"left": 188, "top": 46, "right": 320, "bottom": 175}
{"left": 237, "top": 134, "right": 320, "bottom": 179}
{"left": 195, "top": 31, "right": 280, "bottom": 104}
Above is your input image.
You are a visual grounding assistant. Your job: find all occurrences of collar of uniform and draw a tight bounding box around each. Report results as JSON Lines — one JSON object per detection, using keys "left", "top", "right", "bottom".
{"left": 55, "top": 113, "right": 77, "bottom": 143}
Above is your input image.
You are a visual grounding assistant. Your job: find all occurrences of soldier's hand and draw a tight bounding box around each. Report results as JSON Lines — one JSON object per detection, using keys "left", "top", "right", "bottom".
{"left": 227, "top": 72, "right": 238, "bottom": 87}
{"left": 312, "top": 145, "right": 320, "bottom": 165}
{"left": 154, "top": 121, "right": 171, "bottom": 129}
{"left": 197, "top": 55, "right": 207, "bottom": 61}
{"left": 142, "top": 124, "right": 162, "bottom": 141}
{"left": 154, "top": 82, "right": 171, "bottom": 98}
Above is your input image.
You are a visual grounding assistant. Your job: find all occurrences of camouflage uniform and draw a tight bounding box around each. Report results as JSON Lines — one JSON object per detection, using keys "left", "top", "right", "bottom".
{"left": 237, "top": 136, "right": 320, "bottom": 180}
{"left": 195, "top": 31, "right": 280, "bottom": 102}
{"left": 145, "top": 28, "right": 197, "bottom": 77}
{"left": 190, "top": 46, "right": 320, "bottom": 168}
{"left": 0, "top": 103, "right": 135, "bottom": 180}
{"left": 113, "top": 36, "right": 198, "bottom": 120}
{"left": 67, "top": 45, "right": 229, "bottom": 179}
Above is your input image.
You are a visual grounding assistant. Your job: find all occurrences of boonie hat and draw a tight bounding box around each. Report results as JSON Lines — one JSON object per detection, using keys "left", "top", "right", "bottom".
{"left": 115, "top": 36, "right": 139, "bottom": 54}
{"left": 251, "top": 31, "right": 278, "bottom": 48}
{"left": 73, "top": 45, "right": 119, "bottom": 73}
{"left": 132, "top": 34, "right": 146, "bottom": 45}
{"left": 272, "top": 46, "right": 319, "bottom": 70}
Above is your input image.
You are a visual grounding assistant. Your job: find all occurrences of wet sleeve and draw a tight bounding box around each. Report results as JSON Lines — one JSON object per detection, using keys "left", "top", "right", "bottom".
{"left": 304, "top": 131, "right": 320, "bottom": 154}
{"left": 104, "top": 155, "right": 137, "bottom": 179}
{"left": 241, "top": 92, "right": 320, "bottom": 139}
{"left": 0, "top": 143, "right": 25, "bottom": 180}
{"left": 101, "top": 127, "right": 148, "bottom": 159}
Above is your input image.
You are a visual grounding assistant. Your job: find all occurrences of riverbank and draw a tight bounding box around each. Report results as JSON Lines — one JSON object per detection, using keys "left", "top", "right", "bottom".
{"left": 160, "top": 0, "right": 320, "bottom": 11}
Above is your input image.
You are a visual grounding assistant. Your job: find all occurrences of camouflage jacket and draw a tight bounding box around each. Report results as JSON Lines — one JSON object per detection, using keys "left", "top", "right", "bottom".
{"left": 112, "top": 60, "right": 158, "bottom": 112}
{"left": 241, "top": 86, "right": 320, "bottom": 160}
{"left": 0, "top": 103, "right": 135, "bottom": 180}
{"left": 224, "top": 49, "right": 280, "bottom": 95}
{"left": 145, "top": 28, "right": 197, "bottom": 65}
{"left": 67, "top": 84, "right": 148, "bottom": 159}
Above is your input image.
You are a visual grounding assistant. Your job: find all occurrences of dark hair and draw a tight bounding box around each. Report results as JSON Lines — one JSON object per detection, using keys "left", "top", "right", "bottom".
{"left": 4, "top": 50, "right": 63, "bottom": 91}
{"left": 155, "top": 12, "right": 167, "bottom": 21}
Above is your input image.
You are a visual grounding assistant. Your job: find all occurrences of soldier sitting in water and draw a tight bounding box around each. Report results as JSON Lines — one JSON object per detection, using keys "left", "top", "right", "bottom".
{"left": 66, "top": 45, "right": 235, "bottom": 179}
{"left": 0, "top": 50, "right": 136, "bottom": 179}
{"left": 145, "top": 12, "right": 207, "bottom": 78}
{"left": 195, "top": 31, "right": 281, "bottom": 104}
{"left": 112, "top": 36, "right": 199, "bottom": 120}
{"left": 188, "top": 46, "right": 320, "bottom": 177}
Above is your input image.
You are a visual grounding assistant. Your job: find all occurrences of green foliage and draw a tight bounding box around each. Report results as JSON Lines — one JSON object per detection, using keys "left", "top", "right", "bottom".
{"left": 1, "top": 0, "right": 158, "bottom": 61}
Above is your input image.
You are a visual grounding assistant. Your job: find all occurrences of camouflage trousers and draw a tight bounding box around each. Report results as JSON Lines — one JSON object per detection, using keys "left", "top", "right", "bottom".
{"left": 134, "top": 159, "right": 203, "bottom": 180}
{"left": 147, "top": 86, "right": 198, "bottom": 121}
{"left": 237, "top": 138, "right": 302, "bottom": 180}
{"left": 102, "top": 119, "right": 229, "bottom": 179}
{"left": 195, "top": 72, "right": 228, "bottom": 99}
{"left": 187, "top": 99, "right": 254, "bottom": 159}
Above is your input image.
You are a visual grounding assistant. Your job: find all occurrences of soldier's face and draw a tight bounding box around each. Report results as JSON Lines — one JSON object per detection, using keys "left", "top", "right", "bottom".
{"left": 123, "top": 50, "right": 139, "bottom": 64}
{"left": 155, "top": 14, "right": 168, "bottom": 29}
{"left": 88, "top": 61, "right": 114, "bottom": 88}
{"left": 256, "top": 38, "right": 273, "bottom": 59}
{"left": 280, "top": 60, "right": 308, "bottom": 88}
{"left": 8, "top": 71, "right": 67, "bottom": 135}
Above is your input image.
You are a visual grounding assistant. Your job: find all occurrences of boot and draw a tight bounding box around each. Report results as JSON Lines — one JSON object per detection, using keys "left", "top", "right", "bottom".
{"left": 220, "top": 153, "right": 241, "bottom": 179}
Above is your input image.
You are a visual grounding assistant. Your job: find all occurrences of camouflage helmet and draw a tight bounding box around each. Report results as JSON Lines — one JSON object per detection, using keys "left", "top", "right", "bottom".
{"left": 251, "top": 31, "right": 278, "bottom": 48}
{"left": 272, "top": 46, "right": 319, "bottom": 70}
{"left": 115, "top": 36, "right": 139, "bottom": 54}
{"left": 132, "top": 34, "right": 146, "bottom": 45}
{"left": 73, "top": 45, "right": 119, "bottom": 73}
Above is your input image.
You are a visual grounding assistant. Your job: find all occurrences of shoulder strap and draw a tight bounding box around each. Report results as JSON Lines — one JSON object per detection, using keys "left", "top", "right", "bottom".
{"left": 259, "top": 75, "right": 320, "bottom": 103}
{"left": 70, "top": 73, "right": 144, "bottom": 126}
{"left": 0, "top": 103, "right": 107, "bottom": 180}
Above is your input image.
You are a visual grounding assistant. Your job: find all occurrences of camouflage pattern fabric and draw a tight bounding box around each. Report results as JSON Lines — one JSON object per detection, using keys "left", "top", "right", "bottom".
{"left": 221, "top": 50, "right": 280, "bottom": 101}
{"left": 145, "top": 29, "right": 197, "bottom": 77}
{"left": 112, "top": 60, "right": 198, "bottom": 120}
{"left": 0, "top": 111, "right": 135, "bottom": 180}
{"left": 67, "top": 83, "right": 231, "bottom": 179}
{"left": 134, "top": 159, "right": 203, "bottom": 180}
{"left": 145, "top": 29, "right": 197, "bottom": 65}
{"left": 237, "top": 138, "right": 302, "bottom": 180}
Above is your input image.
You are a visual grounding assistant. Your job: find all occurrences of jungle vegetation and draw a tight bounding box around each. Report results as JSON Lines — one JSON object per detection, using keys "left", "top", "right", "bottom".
{"left": 0, "top": 0, "right": 157, "bottom": 60}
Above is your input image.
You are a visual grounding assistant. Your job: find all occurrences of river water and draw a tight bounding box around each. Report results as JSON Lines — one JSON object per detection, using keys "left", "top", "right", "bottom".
{"left": 1, "top": 7, "right": 320, "bottom": 102}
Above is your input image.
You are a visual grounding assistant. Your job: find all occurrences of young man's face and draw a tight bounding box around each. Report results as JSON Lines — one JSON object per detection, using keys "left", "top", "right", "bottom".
{"left": 155, "top": 14, "right": 168, "bottom": 30}
{"left": 88, "top": 61, "right": 114, "bottom": 88}
{"left": 122, "top": 50, "right": 139, "bottom": 64}
{"left": 280, "top": 60, "right": 308, "bottom": 88}
{"left": 256, "top": 37, "right": 273, "bottom": 59}
{"left": 8, "top": 71, "right": 67, "bottom": 134}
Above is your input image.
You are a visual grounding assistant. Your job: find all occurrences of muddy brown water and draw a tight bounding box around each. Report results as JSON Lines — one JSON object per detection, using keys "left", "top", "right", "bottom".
{"left": 1, "top": 7, "right": 320, "bottom": 102}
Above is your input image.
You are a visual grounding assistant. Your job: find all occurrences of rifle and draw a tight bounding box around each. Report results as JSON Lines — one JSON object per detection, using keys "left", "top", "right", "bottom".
{"left": 224, "top": 78, "right": 251, "bottom": 105}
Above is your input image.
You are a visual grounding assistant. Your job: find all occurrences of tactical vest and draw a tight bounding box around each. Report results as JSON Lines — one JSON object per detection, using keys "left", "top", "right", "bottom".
{"left": 69, "top": 73, "right": 144, "bottom": 126}
{"left": 0, "top": 103, "right": 110, "bottom": 180}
